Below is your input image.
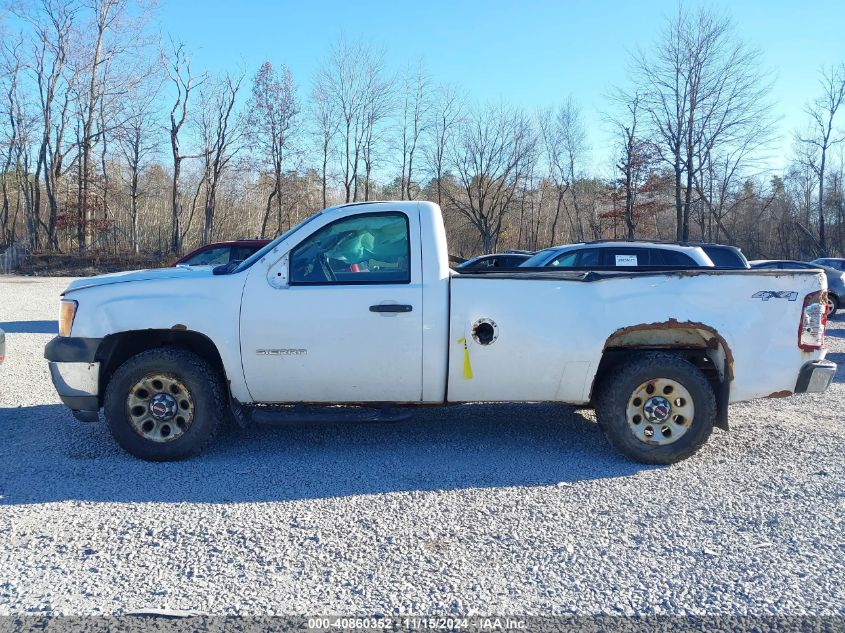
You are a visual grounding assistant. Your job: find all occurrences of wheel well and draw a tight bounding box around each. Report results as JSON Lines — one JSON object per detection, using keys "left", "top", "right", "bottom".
{"left": 95, "top": 330, "right": 227, "bottom": 406}
{"left": 591, "top": 321, "right": 734, "bottom": 431}
{"left": 594, "top": 348, "right": 720, "bottom": 397}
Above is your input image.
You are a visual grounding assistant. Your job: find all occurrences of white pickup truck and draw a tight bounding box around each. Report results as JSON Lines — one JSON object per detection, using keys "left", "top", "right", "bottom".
{"left": 45, "top": 201, "right": 836, "bottom": 464}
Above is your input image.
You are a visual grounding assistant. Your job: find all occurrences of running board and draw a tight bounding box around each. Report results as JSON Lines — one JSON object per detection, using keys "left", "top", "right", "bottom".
{"left": 247, "top": 404, "right": 413, "bottom": 426}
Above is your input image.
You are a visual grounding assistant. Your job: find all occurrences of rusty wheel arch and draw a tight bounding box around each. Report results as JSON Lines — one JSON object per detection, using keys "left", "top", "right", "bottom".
{"left": 594, "top": 319, "right": 734, "bottom": 431}
{"left": 602, "top": 318, "right": 734, "bottom": 379}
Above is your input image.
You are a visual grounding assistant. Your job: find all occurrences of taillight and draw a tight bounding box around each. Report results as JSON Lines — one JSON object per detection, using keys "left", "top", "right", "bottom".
{"left": 798, "top": 290, "right": 826, "bottom": 351}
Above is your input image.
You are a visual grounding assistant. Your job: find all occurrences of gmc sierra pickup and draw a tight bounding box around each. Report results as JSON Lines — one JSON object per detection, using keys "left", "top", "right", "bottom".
{"left": 45, "top": 201, "right": 836, "bottom": 464}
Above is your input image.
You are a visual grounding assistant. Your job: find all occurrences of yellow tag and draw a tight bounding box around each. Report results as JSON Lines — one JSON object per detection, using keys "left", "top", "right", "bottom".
{"left": 457, "top": 337, "right": 473, "bottom": 380}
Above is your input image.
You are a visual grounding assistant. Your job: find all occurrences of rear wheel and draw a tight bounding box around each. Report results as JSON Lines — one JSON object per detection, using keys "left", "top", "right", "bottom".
{"left": 104, "top": 347, "right": 226, "bottom": 461}
{"left": 596, "top": 352, "right": 716, "bottom": 464}
{"left": 826, "top": 293, "right": 839, "bottom": 316}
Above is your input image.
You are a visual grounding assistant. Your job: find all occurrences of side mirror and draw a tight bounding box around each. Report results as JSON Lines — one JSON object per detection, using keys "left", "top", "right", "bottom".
{"left": 267, "top": 252, "right": 290, "bottom": 289}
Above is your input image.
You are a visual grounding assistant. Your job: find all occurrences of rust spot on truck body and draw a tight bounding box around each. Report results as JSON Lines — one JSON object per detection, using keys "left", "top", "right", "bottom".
{"left": 766, "top": 390, "right": 792, "bottom": 398}
{"left": 171, "top": 323, "right": 187, "bottom": 331}
{"left": 604, "top": 318, "right": 735, "bottom": 380}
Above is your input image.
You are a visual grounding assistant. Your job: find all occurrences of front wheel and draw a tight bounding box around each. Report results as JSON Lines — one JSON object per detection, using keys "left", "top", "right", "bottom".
{"left": 595, "top": 352, "right": 716, "bottom": 464}
{"left": 103, "top": 347, "right": 226, "bottom": 461}
{"left": 826, "top": 293, "right": 839, "bottom": 316}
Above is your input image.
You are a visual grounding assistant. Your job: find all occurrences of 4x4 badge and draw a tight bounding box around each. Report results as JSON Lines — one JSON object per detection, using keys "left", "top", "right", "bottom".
{"left": 752, "top": 291, "right": 798, "bottom": 301}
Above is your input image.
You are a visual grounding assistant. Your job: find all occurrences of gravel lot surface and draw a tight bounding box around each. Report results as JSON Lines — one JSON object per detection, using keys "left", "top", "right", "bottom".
{"left": 0, "top": 275, "right": 843, "bottom": 617}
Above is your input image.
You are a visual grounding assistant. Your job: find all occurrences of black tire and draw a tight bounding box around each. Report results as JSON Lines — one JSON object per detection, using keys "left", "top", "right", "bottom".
{"left": 103, "top": 347, "right": 226, "bottom": 461}
{"left": 828, "top": 294, "right": 839, "bottom": 316}
{"left": 595, "top": 352, "right": 716, "bottom": 465}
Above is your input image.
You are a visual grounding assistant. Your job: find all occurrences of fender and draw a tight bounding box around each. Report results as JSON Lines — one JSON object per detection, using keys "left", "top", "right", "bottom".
{"left": 55, "top": 270, "right": 252, "bottom": 403}
{"left": 599, "top": 319, "right": 734, "bottom": 431}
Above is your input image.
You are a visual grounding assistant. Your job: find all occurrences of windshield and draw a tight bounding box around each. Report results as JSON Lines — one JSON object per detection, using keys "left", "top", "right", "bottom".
{"left": 233, "top": 212, "right": 323, "bottom": 273}
{"left": 519, "top": 248, "right": 559, "bottom": 267}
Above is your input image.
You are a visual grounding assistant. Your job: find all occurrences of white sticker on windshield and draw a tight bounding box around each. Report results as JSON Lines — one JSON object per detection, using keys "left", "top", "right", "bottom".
{"left": 615, "top": 254, "right": 638, "bottom": 266}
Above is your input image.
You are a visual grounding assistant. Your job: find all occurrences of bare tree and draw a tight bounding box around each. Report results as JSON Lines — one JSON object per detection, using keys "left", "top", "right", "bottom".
{"left": 830, "top": 147, "right": 845, "bottom": 254}
{"left": 197, "top": 71, "right": 243, "bottom": 245}
{"left": 311, "top": 79, "right": 337, "bottom": 209}
{"left": 426, "top": 83, "right": 462, "bottom": 207}
{"left": 315, "top": 37, "right": 388, "bottom": 203}
{"left": 10, "top": 80, "right": 39, "bottom": 250}
{"left": 447, "top": 103, "right": 536, "bottom": 252}
{"left": 316, "top": 38, "right": 363, "bottom": 204}
{"left": 0, "top": 20, "right": 43, "bottom": 251}
{"left": 693, "top": 108, "right": 772, "bottom": 243}
{"left": 635, "top": 6, "right": 772, "bottom": 241}
{"left": 607, "top": 89, "right": 663, "bottom": 239}
{"left": 247, "top": 61, "right": 298, "bottom": 237}
{"left": 116, "top": 86, "right": 158, "bottom": 252}
{"left": 398, "top": 61, "right": 428, "bottom": 199}
{"left": 360, "top": 60, "right": 393, "bottom": 202}
{"left": 14, "top": 0, "right": 79, "bottom": 250}
{"left": 539, "top": 99, "right": 587, "bottom": 244}
{"left": 798, "top": 64, "right": 845, "bottom": 256}
{"left": 76, "top": 0, "right": 121, "bottom": 249}
{"left": 0, "top": 39, "right": 25, "bottom": 247}
{"left": 165, "top": 41, "right": 204, "bottom": 254}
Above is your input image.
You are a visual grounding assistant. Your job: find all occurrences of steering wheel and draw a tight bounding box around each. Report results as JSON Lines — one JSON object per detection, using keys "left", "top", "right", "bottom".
{"left": 318, "top": 252, "right": 336, "bottom": 282}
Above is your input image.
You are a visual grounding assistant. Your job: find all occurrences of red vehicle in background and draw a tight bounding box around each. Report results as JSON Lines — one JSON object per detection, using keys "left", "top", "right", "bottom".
{"left": 172, "top": 239, "right": 270, "bottom": 267}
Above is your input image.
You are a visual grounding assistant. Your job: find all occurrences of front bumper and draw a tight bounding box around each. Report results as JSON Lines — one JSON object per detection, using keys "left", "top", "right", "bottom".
{"left": 44, "top": 336, "right": 103, "bottom": 422}
{"left": 795, "top": 359, "right": 837, "bottom": 393}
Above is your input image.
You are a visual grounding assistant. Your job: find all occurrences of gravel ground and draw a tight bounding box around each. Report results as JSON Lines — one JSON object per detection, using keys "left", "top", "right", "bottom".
{"left": 0, "top": 275, "right": 843, "bottom": 617}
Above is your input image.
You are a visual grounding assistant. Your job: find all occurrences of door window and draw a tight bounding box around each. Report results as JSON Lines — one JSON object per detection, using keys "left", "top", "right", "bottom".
{"left": 548, "top": 251, "right": 579, "bottom": 267}
{"left": 576, "top": 248, "right": 601, "bottom": 266}
{"left": 290, "top": 212, "right": 411, "bottom": 284}
{"left": 702, "top": 246, "right": 742, "bottom": 267}
{"left": 466, "top": 256, "right": 497, "bottom": 269}
{"left": 499, "top": 256, "right": 525, "bottom": 267}
{"left": 549, "top": 248, "right": 600, "bottom": 267}
{"left": 650, "top": 249, "right": 698, "bottom": 266}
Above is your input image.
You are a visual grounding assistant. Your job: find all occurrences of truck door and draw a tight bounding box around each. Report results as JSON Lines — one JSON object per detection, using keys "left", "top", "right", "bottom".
{"left": 239, "top": 209, "right": 424, "bottom": 403}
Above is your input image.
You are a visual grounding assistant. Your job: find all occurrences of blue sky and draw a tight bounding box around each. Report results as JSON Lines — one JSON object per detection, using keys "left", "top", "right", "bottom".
{"left": 155, "top": 1, "right": 844, "bottom": 172}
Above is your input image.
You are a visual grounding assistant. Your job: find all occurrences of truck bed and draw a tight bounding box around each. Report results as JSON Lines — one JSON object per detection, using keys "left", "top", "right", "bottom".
{"left": 447, "top": 267, "right": 826, "bottom": 404}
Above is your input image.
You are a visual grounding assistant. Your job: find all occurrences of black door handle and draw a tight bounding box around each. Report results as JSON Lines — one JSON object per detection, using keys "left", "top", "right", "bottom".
{"left": 369, "top": 304, "right": 413, "bottom": 313}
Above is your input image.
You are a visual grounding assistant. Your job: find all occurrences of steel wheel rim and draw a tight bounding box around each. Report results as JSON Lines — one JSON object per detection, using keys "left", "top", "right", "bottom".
{"left": 625, "top": 378, "right": 694, "bottom": 446}
{"left": 826, "top": 296, "right": 835, "bottom": 314}
{"left": 126, "top": 372, "right": 195, "bottom": 443}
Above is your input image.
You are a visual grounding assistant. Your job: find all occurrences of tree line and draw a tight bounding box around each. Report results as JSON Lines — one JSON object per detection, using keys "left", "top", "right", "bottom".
{"left": 1, "top": 1, "right": 844, "bottom": 261}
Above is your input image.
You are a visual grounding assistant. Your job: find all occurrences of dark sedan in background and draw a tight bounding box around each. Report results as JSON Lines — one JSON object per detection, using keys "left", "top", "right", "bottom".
{"left": 750, "top": 260, "right": 845, "bottom": 315}
{"left": 811, "top": 257, "right": 845, "bottom": 273}
{"left": 456, "top": 252, "right": 533, "bottom": 269}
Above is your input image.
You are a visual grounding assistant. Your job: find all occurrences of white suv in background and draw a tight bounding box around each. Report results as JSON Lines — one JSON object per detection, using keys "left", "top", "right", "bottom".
{"left": 519, "top": 241, "right": 715, "bottom": 268}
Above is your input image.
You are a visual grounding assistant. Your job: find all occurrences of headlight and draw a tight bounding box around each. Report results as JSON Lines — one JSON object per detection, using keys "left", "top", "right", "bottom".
{"left": 59, "top": 300, "right": 77, "bottom": 337}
